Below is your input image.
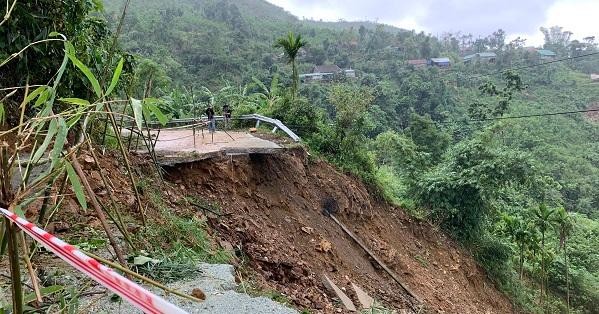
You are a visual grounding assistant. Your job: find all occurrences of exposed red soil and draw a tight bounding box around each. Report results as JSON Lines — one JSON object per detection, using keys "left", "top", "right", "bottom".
{"left": 4, "top": 144, "right": 513, "bottom": 313}
{"left": 165, "top": 148, "right": 514, "bottom": 314}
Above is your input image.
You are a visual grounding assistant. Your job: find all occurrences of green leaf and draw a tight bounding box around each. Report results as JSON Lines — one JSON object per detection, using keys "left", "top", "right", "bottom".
{"left": 66, "top": 42, "right": 102, "bottom": 98}
{"left": 0, "top": 103, "right": 4, "bottom": 125}
{"left": 146, "top": 102, "right": 169, "bottom": 125}
{"left": 59, "top": 98, "right": 90, "bottom": 106}
{"left": 47, "top": 42, "right": 70, "bottom": 107}
{"left": 31, "top": 118, "right": 58, "bottom": 163}
{"left": 34, "top": 89, "right": 51, "bottom": 107}
{"left": 131, "top": 98, "right": 143, "bottom": 131}
{"left": 66, "top": 112, "right": 83, "bottom": 128}
{"left": 14, "top": 206, "right": 26, "bottom": 219}
{"left": 50, "top": 117, "right": 68, "bottom": 170}
{"left": 48, "top": 32, "right": 61, "bottom": 37}
{"left": 23, "top": 86, "right": 47, "bottom": 106}
{"left": 23, "top": 285, "right": 64, "bottom": 304}
{"left": 105, "top": 58, "right": 124, "bottom": 97}
{"left": 133, "top": 255, "right": 161, "bottom": 265}
{"left": 65, "top": 162, "right": 87, "bottom": 211}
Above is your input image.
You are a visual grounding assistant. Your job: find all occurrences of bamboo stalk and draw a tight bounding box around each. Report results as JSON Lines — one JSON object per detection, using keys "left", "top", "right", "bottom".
{"left": 84, "top": 136, "right": 135, "bottom": 250}
{"left": 6, "top": 218, "right": 23, "bottom": 314}
{"left": 69, "top": 150, "right": 128, "bottom": 269}
{"left": 1, "top": 143, "right": 23, "bottom": 314}
{"left": 103, "top": 103, "right": 147, "bottom": 226}
{"left": 83, "top": 251, "right": 204, "bottom": 303}
{"left": 19, "top": 233, "right": 42, "bottom": 303}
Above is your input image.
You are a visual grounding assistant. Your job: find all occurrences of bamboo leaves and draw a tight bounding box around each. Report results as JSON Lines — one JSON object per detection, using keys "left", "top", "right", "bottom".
{"left": 131, "top": 98, "right": 144, "bottom": 131}
{"left": 59, "top": 98, "right": 90, "bottom": 106}
{"left": 144, "top": 98, "right": 168, "bottom": 125}
{"left": 131, "top": 98, "right": 169, "bottom": 131}
{"left": 65, "top": 162, "right": 87, "bottom": 211}
{"left": 106, "top": 58, "right": 124, "bottom": 97}
{"left": 65, "top": 42, "right": 102, "bottom": 99}
{"left": 31, "top": 119, "right": 58, "bottom": 164}
{"left": 50, "top": 118, "right": 68, "bottom": 169}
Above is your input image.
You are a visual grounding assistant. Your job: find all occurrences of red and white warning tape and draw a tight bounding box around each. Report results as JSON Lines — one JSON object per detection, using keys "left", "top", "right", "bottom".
{"left": 0, "top": 207, "right": 188, "bottom": 314}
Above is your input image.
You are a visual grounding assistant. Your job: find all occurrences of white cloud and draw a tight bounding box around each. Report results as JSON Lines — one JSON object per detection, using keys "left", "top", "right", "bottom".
{"left": 543, "top": 0, "right": 599, "bottom": 40}
{"left": 266, "top": 0, "right": 598, "bottom": 46}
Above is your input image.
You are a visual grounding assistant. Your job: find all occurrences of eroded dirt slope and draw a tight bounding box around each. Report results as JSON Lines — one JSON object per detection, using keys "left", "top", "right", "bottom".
{"left": 165, "top": 148, "right": 514, "bottom": 314}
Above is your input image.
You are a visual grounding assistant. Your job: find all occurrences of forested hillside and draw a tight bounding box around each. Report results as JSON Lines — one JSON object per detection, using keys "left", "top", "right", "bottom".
{"left": 2, "top": 0, "right": 598, "bottom": 312}
{"left": 101, "top": 1, "right": 599, "bottom": 312}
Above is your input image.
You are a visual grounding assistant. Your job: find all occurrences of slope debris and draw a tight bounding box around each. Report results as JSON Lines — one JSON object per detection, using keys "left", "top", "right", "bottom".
{"left": 165, "top": 148, "right": 514, "bottom": 313}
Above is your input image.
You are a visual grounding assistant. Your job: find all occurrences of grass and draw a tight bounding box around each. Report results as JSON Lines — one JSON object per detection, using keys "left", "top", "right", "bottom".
{"left": 130, "top": 180, "right": 231, "bottom": 283}
{"left": 414, "top": 254, "right": 429, "bottom": 268}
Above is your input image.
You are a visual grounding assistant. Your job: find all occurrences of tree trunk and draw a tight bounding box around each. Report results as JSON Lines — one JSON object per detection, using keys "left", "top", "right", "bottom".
{"left": 519, "top": 243, "right": 524, "bottom": 281}
{"left": 291, "top": 59, "right": 298, "bottom": 98}
{"left": 565, "top": 237, "right": 570, "bottom": 314}
{"left": 541, "top": 231, "right": 545, "bottom": 309}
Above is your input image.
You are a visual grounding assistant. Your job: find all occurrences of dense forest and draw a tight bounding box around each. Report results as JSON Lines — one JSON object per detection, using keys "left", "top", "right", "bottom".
{"left": 2, "top": 0, "right": 598, "bottom": 313}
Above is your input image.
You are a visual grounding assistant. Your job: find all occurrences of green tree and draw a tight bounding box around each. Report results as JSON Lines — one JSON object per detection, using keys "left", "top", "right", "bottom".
{"left": 501, "top": 213, "right": 531, "bottom": 281}
{"left": 415, "top": 134, "right": 535, "bottom": 240}
{"left": 274, "top": 32, "right": 306, "bottom": 98}
{"left": 553, "top": 207, "right": 573, "bottom": 313}
{"left": 533, "top": 204, "right": 556, "bottom": 305}
{"left": 469, "top": 70, "right": 525, "bottom": 120}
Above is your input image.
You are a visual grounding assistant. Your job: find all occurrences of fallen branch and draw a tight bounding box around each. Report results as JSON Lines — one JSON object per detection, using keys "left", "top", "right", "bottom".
{"left": 19, "top": 232, "right": 43, "bottom": 303}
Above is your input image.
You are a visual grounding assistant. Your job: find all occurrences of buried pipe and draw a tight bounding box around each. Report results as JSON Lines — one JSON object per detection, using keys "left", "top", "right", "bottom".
{"left": 321, "top": 198, "right": 423, "bottom": 308}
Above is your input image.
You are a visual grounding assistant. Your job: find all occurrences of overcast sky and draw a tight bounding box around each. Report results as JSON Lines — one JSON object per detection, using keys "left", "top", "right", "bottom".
{"left": 266, "top": 0, "right": 599, "bottom": 46}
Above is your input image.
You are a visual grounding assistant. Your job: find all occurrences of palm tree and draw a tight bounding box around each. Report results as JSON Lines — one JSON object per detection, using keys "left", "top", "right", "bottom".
{"left": 274, "top": 32, "right": 306, "bottom": 98}
{"left": 553, "top": 207, "right": 573, "bottom": 313}
{"left": 501, "top": 213, "right": 531, "bottom": 281}
{"left": 533, "top": 204, "right": 555, "bottom": 306}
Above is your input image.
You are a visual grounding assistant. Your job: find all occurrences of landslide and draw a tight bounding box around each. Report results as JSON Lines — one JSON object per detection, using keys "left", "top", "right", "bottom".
{"left": 165, "top": 147, "right": 514, "bottom": 313}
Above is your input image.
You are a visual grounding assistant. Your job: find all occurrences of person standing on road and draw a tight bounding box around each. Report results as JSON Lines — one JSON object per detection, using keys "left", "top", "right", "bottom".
{"left": 223, "top": 104, "right": 232, "bottom": 129}
{"left": 206, "top": 106, "right": 215, "bottom": 133}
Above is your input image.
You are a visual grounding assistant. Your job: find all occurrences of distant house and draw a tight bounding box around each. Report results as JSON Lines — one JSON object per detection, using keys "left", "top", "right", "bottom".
{"left": 312, "top": 64, "right": 342, "bottom": 74}
{"left": 537, "top": 49, "right": 557, "bottom": 59}
{"left": 464, "top": 52, "right": 497, "bottom": 64}
{"left": 344, "top": 69, "right": 356, "bottom": 78}
{"left": 300, "top": 64, "right": 355, "bottom": 82}
{"left": 407, "top": 59, "right": 428, "bottom": 68}
{"left": 429, "top": 57, "right": 451, "bottom": 67}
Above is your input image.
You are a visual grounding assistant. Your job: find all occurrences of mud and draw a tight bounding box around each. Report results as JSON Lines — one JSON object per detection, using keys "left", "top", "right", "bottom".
{"left": 165, "top": 148, "right": 514, "bottom": 314}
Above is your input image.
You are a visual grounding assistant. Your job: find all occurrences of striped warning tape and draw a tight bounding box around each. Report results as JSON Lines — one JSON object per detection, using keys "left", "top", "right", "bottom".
{"left": 0, "top": 207, "right": 188, "bottom": 314}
